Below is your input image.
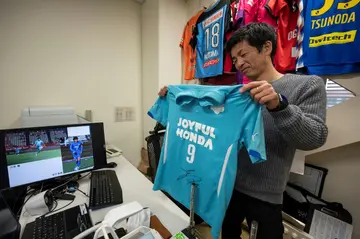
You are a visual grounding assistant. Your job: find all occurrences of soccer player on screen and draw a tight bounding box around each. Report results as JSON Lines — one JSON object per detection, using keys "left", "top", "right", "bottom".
{"left": 70, "top": 137, "right": 83, "bottom": 171}
{"left": 34, "top": 136, "right": 45, "bottom": 156}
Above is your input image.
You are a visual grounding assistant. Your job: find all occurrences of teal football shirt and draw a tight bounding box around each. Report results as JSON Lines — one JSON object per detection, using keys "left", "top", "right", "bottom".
{"left": 148, "top": 85, "right": 266, "bottom": 239}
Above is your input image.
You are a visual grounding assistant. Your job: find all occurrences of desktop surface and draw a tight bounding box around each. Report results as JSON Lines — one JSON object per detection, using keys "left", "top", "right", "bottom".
{"left": 18, "top": 155, "right": 190, "bottom": 238}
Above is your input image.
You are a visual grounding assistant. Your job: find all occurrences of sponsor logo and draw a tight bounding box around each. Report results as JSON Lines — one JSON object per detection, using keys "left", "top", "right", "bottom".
{"left": 203, "top": 8, "right": 224, "bottom": 28}
{"left": 309, "top": 30, "right": 357, "bottom": 47}
{"left": 203, "top": 58, "right": 220, "bottom": 68}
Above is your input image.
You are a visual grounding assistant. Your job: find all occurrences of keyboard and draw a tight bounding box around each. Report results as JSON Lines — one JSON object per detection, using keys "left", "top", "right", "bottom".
{"left": 21, "top": 204, "right": 93, "bottom": 239}
{"left": 32, "top": 212, "right": 65, "bottom": 239}
{"left": 89, "top": 170, "right": 123, "bottom": 210}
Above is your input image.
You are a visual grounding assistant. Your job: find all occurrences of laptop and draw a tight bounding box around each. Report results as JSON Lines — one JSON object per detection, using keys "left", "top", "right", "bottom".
{"left": 21, "top": 204, "right": 93, "bottom": 239}
{"left": 0, "top": 192, "right": 21, "bottom": 239}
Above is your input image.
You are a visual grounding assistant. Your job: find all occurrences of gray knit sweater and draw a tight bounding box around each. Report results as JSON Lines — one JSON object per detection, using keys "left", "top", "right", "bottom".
{"left": 235, "top": 74, "right": 328, "bottom": 204}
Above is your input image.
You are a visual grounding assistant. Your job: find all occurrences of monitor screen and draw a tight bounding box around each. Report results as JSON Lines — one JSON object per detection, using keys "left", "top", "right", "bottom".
{"left": 0, "top": 123, "right": 107, "bottom": 189}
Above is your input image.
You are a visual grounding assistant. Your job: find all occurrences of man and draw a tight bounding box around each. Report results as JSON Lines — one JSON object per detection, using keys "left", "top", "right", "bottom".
{"left": 159, "top": 22, "right": 328, "bottom": 239}
{"left": 70, "top": 136, "right": 83, "bottom": 171}
{"left": 33, "top": 136, "right": 45, "bottom": 156}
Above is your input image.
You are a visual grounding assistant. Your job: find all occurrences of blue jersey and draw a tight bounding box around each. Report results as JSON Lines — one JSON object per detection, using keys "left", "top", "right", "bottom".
{"left": 35, "top": 139, "right": 44, "bottom": 148}
{"left": 70, "top": 141, "right": 83, "bottom": 153}
{"left": 297, "top": 0, "right": 360, "bottom": 74}
{"left": 148, "top": 85, "right": 266, "bottom": 239}
{"left": 195, "top": 0, "right": 231, "bottom": 78}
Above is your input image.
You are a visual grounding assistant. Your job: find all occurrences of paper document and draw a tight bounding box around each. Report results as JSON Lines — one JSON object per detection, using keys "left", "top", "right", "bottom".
{"left": 290, "top": 150, "right": 305, "bottom": 175}
{"left": 309, "top": 210, "right": 353, "bottom": 239}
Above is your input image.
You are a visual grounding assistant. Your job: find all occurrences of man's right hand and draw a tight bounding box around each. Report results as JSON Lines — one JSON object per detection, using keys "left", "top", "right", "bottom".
{"left": 158, "top": 86, "right": 168, "bottom": 97}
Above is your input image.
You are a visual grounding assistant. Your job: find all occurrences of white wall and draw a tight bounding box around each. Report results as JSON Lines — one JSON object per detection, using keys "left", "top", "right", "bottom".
{"left": 186, "top": 0, "right": 215, "bottom": 19}
{"left": 158, "top": 0, "right": 187, "bottom": 87}
{"left": 141, "top": 0, "right": 159, "bottom": 145}
{"left": 0, "top": 0, "right": 143, "bottom": 165}
{"left": 307, "top": 74, "right": 360, "bottom": 154}
{"left": 141, "top": 0, "right": 187, "bottom": 143}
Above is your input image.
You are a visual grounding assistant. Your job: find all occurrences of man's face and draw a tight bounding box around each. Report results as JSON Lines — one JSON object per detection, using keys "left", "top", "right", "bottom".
{"left": 74, "top": 139, "right": 78, "bottom": 142}
{"left": 231, "top": 40, "right": 271, "bottom": 79}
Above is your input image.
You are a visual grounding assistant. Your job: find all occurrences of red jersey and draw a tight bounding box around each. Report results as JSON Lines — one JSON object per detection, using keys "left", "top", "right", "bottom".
{"left": 223, "top": 1, "right": 240, "bottom": 73}
{"left": 266, "top": 0, "right": 299, "bottom": 73}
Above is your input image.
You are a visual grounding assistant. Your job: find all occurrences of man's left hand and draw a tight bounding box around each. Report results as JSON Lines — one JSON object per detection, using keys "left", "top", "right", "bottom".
{"left": 240, "top": 81, "right": 280, "bottom": 110}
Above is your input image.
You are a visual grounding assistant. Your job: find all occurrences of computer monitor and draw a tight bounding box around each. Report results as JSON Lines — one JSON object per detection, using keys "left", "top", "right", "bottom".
{"left": 0, "top": 123, "right": 107, "bottom": 189}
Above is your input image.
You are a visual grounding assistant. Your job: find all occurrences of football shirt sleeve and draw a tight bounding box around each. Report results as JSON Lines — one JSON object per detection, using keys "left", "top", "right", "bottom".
{"left": 147, "top": 96, "right": 169, "bottom": 127}
{"left": 180, "top": 24, "right": 187, "bottom": 48}
{"left": 241, "top": 107, "right": 267, "bottom": 163}
{"left": 244, "top": 0, "right": 257, "bottom": 24}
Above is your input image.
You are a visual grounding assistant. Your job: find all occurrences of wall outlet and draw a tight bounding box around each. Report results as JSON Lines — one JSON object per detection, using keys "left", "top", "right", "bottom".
{"left": 115, "top": 107, "right": 135, "bottom": 122}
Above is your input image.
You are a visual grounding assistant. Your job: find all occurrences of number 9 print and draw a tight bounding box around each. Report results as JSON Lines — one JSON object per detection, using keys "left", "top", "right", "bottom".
{"left": 186, "top": 144, "right": 196, "bottom": 164}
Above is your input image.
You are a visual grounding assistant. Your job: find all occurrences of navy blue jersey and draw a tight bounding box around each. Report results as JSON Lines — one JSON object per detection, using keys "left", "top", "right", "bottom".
{"left": 194, "top": 0, "right": 232, "bottom": 78}
{"left": 297, "top": 0, "right": 360, "bottom": 74}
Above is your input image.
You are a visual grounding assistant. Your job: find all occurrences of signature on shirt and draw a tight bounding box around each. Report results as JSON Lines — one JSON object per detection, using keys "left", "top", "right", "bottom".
{"left": 177, "top": 168, "right": 202, "bottom": 185}
{"left": 252, "top": 132, "right": 258, "bottom": 142}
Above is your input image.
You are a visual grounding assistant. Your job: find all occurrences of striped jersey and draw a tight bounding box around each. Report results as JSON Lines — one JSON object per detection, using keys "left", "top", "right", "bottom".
{"left": 297, "top": 0, "right": 360, "bottom": 74}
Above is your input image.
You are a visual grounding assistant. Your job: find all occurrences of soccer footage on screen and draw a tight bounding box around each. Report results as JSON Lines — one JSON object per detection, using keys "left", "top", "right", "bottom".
{"left": 5, "top": 126, "right": 95, "bottom": 188}
{"left": 6, "top": 131, "right": 62, "bottom": 167}
{"left": 60, "top": 127, "right": 94, "bottom": 174}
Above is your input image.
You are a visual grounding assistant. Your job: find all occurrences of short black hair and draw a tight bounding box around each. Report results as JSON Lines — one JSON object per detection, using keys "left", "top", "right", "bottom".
{"left": 225, "top": 22, "right": 277, "bottom": 60}
{"left": 73, "top": 136, "right": 78, "bottom": 141}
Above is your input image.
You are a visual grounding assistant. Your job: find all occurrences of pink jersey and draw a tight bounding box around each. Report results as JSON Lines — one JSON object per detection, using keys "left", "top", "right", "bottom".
{"left": 244, "top": 0, "right": 277, "bottom": 27}
{"left": 236, "top": 0, "right": 277, "bottom": 83}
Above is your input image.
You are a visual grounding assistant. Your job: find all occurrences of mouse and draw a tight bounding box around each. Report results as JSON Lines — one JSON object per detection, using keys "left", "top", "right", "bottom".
{"left": 107, "top": 162, "right": 117, "bottom": 168}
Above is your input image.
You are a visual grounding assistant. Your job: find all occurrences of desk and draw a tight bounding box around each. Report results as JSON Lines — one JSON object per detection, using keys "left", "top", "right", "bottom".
{"left": 19, "top": 155, "right": 190, "bottom": 237}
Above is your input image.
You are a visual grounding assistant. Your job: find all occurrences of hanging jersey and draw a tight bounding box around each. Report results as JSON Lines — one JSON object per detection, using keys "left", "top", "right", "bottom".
{"left": 202, "top": 73, "right": 238, "bottom": 85}
{"left": 148, "top": 85, "right": 266, "bottom": 239}
{"left": 223, "top": 1, "right": 240, "bottom": 73}
{"left": 223, "top": 0, "right": 244, "bottom": 73}
{"left": 234, "top": 0, "right": 246, "bottom": 26}
{"left": 296, "top": 0, "right": 360, "bottom": 75}
{"left": 194, "top": 0, "right": 232, "bottom": 78}
{"left": 245, "top": 0, "right": 277, "bottom": 26}
{"left": 180, "top": 10, "right": 205, "bottom": 80}
{"left": 266, "top": 0, "right": 299, "bottom": 73}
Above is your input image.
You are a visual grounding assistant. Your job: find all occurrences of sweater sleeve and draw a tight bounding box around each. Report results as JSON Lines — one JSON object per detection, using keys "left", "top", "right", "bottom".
{"left": 270, "top": 76, "right": 328, "bottom": 150}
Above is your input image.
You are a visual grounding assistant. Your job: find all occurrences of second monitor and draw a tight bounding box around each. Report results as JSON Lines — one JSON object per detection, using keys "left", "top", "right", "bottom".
{"left": 0, "top": 123, "right": 107, "bottom": 189}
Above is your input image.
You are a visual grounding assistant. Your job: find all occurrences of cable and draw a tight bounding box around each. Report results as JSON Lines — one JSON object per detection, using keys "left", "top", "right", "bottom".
{"left": 42, "top": 199, "right": 74, "bottom": 217}
{"left": 50, "top": 175, "right": 78, "bottom": 192}
{"left": 51, "top": 172, "right": 91, "bottom": 193}
{"left": 16, "top": 190, "right": 37, "bottom": 218}
{"left": 76, "top": 188, "right": 89, "bottom": 197}
{"left": 15, "top": 182, "right": 45, "bottom": 218}
{"left": 12, "top": 187, "right": 32, "bottom": 212}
